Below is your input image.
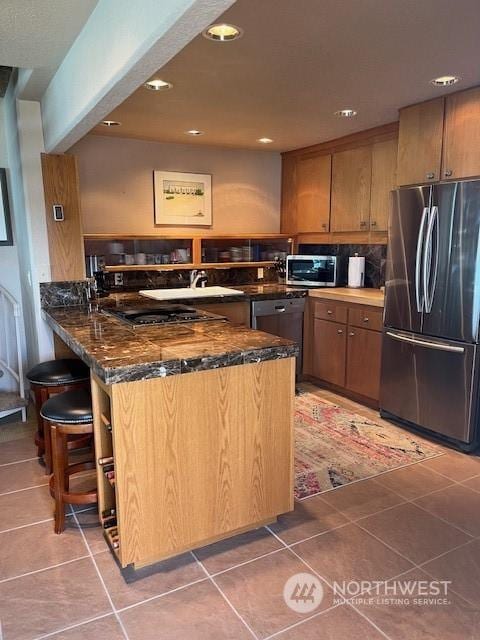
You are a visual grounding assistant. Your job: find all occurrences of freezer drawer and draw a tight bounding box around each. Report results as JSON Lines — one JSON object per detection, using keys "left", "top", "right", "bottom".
{"left": 380, "top": 330, "right": 479, "bottom": 444}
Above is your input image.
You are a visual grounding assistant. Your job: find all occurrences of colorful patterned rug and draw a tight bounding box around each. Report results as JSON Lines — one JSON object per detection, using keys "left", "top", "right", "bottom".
{"left": 295, "top": 386, "right": 444, "bottom": 500}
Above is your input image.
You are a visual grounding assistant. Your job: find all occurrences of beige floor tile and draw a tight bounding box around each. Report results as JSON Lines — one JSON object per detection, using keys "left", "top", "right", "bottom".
{"left": 355, "top": 568, "right": 480, "bottom": 640}
{"left": 269, "top": 495, "right": 348, "bottom": 544}
{"left": 294, "top": 522, "right": 413, "bottom": 586}
{"left": 74, "top": 507, "right": 109, "bottom": 554}
{"left": 320, "top": 478, "right": 405, "bottom": 521}
{"left": 374, "top": 462, "right": 454, "bottom": 499}
{"left": 0, "top": 519, "right": 87, "bottom": 581}
{"left": 0, "top": 437, "right": 38, "bottom": 466}
{"left": 120, "top": 580, "right": 252, "bottom": 639}
{"left": 421, "top": 539, "right": 480, "bottom": 608}
{"left": 0, "top": 557, "right": 111, "bottom": 639}
{"left": 415, "top": 484, "right": 480, "bottom": 537}
{"left": 194, "top": 526, "right": 283, "bottom": 574}
{"left": 359, "top": 502, "right": 471, "bottom": 565}
{"left": 0, "top": 458, "right": 48, "bottom": 495}
{"left": 48, "top": 615, "right": 125, "bottom": 639}
{"left": 214, "top": 548, "right": 334, "bottom": 638}
{"left": 461, "top": 475, "right": 480, "bottom": 493}
{"left": 95, "top": 548, "right": 205, "bottom": 609}
{"left": 276, "top": 603, "right": 386, "bottom": 639}
{"left": 421, "top": 452, "right": 480, "bottom": 481}
{"left": 0, "top": 485, "right": 52, "bottom": 532}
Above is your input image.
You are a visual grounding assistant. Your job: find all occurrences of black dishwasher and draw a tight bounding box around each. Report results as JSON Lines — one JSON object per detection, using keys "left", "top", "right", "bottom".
{"left": 251, "top": 298, "right": 305, "bottom": 377}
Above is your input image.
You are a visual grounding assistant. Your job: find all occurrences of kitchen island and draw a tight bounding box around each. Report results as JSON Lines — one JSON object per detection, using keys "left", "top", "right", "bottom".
{"left": 43, "top": 297, "right": 297, "bottom": 569}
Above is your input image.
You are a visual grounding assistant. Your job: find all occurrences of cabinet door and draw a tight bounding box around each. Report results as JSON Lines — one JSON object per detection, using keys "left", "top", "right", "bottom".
{"left": 313, "top": 319, "right": 346, "bottom": 386}
{"left": 280, "top": 155, "right": 297, "bottom": 233}
{"left": 370, "top": 138, "right": 397, "bottom": 231}
{"left": 397, "top": 98, "right": 444, "bottom": 186}
{"left": 296, "top": 154, "right": 331, "bottom": 232}
{"left": 346, "top": 326, "right": 382, "bottom": 400}
{"left": 443, "top": 87, "right": 480, "bottom": 180}
{"left": 331, "top": 147, "right": 372, "bottom": 232}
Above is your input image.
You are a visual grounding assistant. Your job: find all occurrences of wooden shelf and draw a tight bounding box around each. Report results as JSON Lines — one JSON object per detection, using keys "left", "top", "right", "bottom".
{"left": 84, "top": 233, "right": 292, "bottom": 240}
{"left": 104, "top": 261, "right": 275, "bottom": 272}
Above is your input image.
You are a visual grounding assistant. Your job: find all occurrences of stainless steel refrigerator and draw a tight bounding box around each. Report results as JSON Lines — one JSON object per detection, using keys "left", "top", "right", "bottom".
{"left": 380, "top": 180, "right": 480, "bottom": 450}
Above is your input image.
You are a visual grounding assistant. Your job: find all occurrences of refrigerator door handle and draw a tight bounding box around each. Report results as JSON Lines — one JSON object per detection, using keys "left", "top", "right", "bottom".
{"left": 423, "top": 205, "right": 439, "bottom": 313}
{"left": 385, "top": 331, "right": 465, "bottom": 353}
{"left": 415, "top": 206, "right": 429, "bottom": 312}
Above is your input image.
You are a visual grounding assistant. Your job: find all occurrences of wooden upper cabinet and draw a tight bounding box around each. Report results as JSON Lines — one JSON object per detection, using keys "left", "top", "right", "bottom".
{"left": 443, "top": 86, "right": 480, "bottom": 180}
{"left": 331, "top": 146, "right": 372, "bottom": 232}
{"left": 370, "top": 138, "right": 397, "bottom": 232}
{"left": 295, "top": 154, "right": 331, "bottom": 232}
{"left": 280, "top": 155, "right": 297, "bottom": 234}
{"left": 397, "top": 98, "right": 444, "bottom": 186}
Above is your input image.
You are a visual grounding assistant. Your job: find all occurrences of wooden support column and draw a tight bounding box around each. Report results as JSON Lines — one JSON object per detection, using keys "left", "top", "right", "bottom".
{"left": 41, "top": 153, "right": 85, "bottom": 281}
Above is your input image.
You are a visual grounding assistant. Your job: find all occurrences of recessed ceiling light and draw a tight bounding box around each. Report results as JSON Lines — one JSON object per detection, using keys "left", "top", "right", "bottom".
{"left": 430, "top": 75, "right": 460, "bottom": 87}
{"left": 185, "top": 129, "right": 204, "bottom": 136}
{"left": 101, "top": 120, "right": 121, "bottom": 127}
{"left": 334, "top": 109, "right": 357, "bottom": 118}
{"left": 257, "top": 137, "right": 273, "bottom": 144}
{"left": 203, "top": 23, "right": 243, "bottom": 42}
{"left": 144, "top": 78, "right": 173, "bottom": 91}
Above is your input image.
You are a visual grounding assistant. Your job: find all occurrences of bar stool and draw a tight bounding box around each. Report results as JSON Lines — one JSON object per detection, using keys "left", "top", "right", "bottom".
{"left": 40, "top": 388, "right": 98, "bottom": 534}
{"left": 26, "top": 359, "right": 90, "bottom": 473}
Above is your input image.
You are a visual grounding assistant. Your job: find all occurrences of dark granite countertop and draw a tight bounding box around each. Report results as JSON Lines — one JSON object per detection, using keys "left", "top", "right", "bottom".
{"left": 108, "top": 283, "right": 308, "bottom": 306}
{"left": 43, "top": 296, "right": 299, "bottom": 384}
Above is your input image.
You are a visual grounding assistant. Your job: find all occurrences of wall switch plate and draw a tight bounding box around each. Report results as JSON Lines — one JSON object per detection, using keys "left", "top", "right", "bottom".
{"left": 114, "top": 273, "right": 124, "bottom": 286}
{"left": 257, "top": 267, "right": 264, "bottom": 280}
{"left": 52, "top": 204, "right": 64, "bottom": 221}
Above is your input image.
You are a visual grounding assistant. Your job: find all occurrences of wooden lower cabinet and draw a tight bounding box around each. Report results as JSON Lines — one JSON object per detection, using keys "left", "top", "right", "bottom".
{"left": 308, "top": 301, "right": 382, "bottom": 404}
{"left": 345, "top": 326, "right": 382, "bottom": 400}
{"left": 313, "top": 319, "right": 346, "bottom": 387}
{"left": 91, "top": 358, "right": 294, "bottom": 568}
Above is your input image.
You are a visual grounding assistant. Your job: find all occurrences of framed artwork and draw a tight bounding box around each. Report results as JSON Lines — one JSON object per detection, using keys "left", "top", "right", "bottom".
{"left": 0, "top": 169, "right": 13, "bottom": 246}
{"left": 154, "top": 170, "right": 212, "bottom": 226}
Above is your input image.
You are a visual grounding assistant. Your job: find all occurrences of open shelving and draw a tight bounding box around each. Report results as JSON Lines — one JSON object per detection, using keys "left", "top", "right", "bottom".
{"left": 84, "top": 234, "right": 293, "bottom": 272}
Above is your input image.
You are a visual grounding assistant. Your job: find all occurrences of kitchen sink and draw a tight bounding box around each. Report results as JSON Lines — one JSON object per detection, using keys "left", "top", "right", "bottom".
{"left": 139, "top": 286, "right": 245, "bottom": 301}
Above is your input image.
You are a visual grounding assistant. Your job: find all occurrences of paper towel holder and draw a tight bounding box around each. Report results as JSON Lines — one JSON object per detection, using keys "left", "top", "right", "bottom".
{"left": 348, "top": 252, "right": 365, "bottom": 288}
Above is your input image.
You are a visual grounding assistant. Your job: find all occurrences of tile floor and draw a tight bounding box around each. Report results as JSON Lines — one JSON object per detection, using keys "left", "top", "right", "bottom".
{"left": 1, "top": 393, "right": 480, "bottom": 639}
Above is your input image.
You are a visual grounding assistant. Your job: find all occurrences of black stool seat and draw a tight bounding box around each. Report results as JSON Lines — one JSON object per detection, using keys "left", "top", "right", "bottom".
{"left": 27, "top": 359, "right": 90, "bottom": 386}
{"left": 40, "top": 389, "right": 93, "bottom": 425}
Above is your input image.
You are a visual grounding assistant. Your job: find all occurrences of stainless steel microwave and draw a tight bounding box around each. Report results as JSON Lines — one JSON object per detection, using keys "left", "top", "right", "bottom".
{"left": 286, "top": 255, "right": 337, "bottom": 287}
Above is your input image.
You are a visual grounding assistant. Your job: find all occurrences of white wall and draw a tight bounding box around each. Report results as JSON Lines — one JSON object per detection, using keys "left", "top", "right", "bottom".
{"left": 72, "top": 134, "right": 281, "bottom": 235}
{"left": 3, "top": 77, "right": 53, "bottom": 370}
{"left": 0, "top": 99, "right": 25, "bottom": 392}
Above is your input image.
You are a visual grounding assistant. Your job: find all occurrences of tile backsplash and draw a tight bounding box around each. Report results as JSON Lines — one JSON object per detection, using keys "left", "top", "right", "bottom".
{"left": 298, "top": 244, "right": 387, "bottom": 288}
{"left": 106, "top": 265, "right": 278, "bottom": 291}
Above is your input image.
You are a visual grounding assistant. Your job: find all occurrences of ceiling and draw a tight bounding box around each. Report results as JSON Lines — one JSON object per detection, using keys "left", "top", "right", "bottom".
{"left": 95, "top": 0, "right": 480, "bottom": 152}
{"left": 0, "top": 0, "right": 98, "bottom": 98}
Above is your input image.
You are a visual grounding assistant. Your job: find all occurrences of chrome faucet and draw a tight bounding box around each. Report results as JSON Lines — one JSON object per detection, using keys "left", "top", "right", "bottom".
{"left": 190, "top": 269, "right": 208, "bottom": 289}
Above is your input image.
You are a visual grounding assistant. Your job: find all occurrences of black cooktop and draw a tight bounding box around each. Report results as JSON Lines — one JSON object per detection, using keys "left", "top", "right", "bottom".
{"left": 104, "top": 304, "right": 225, "bottom": 326}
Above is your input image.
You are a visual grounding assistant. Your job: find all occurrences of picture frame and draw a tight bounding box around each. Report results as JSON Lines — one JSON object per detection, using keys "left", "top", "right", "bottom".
{"left": 0, "top": 169, "right": 13, "bottom": 246}
{"left": 153, "top": 170, "right": 212, "bottom": 227}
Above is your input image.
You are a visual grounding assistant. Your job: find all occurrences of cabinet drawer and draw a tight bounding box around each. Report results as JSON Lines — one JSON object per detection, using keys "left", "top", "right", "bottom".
{"left": 348, "top": 306, "right": 383, "bottom": 332}
{"left": 313, "top": 301, "right": 347, "bottom": 324}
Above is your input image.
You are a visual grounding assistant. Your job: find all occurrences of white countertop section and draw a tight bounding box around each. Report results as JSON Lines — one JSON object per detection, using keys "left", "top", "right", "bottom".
{"left": 308, "top": 287, "right": 385, "bottom": 307}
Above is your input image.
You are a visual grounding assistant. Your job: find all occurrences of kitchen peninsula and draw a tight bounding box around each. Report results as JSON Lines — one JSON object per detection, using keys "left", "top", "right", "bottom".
{"left": 42, "top": 292, "right": 297, "bottom": 569}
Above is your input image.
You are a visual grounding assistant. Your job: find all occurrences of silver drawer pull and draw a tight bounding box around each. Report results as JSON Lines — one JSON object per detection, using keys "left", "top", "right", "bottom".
{"left": 349, "top": 332, "right": 355, "bottom": 336}
{"left": 337, "top": 329, "right": 343, "bottom": 334}
{"left": 363, "top": 317, "right": 369, "bottom": 322}
{"left": 327, "top": 309, "right": 333, "bottom": 315}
